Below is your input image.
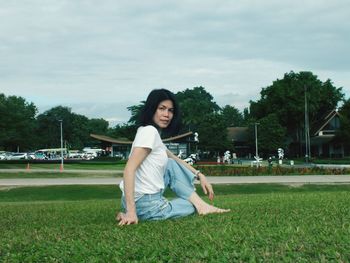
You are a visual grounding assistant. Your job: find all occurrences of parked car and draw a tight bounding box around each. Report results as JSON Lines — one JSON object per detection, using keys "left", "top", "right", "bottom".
{"left": 68, "top": 151, "right": 85, "bottom": 159}
{"left": 83, "top": 147, "right": 104, "bottom": 157}
{"left": 8, "top": 153, "right": 28, "bottom": 160}
{"left": 34, "top": 152, "right": 48, "bottom": 160}
{"left": 27, "top": 152, "right": 36, "bottom": 160}
{"left": 83, "top": 152, "right": 95, "bottom": 160}
{"left": 27, "top": 152, "right": 48, "bottom": 160}
{"left": 0, "top": 152, "right": 11, "bottom": 160}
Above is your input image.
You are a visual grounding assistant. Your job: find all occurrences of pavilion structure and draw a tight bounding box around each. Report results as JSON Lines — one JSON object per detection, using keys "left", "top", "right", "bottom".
{"left": 90, "top": 131, "right": 194, "bottom": 159}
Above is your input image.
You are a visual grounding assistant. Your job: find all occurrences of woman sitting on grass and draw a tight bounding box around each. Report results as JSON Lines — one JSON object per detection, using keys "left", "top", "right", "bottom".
{"left": 117, "top": 89, "right": 230, "bottom": 226}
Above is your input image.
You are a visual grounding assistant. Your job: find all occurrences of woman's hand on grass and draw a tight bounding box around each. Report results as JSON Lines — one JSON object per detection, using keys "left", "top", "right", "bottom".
{"left": 198, "top": 173, "right": 214, "bottom": 201}
{"left": 116, "top": 211, "right": 138, "bottom": 226}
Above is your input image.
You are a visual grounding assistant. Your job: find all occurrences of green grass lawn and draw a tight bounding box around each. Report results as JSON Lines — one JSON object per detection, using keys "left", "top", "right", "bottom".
{"left": 1, "top": 184, "right": 349, "bottom": 262}
{"left": 0, "top": 162, "right": 124, "bottom": 178}
{"left": 0, "top": 172, "right": 121, "bottom": 179}
{"left": 0, "top": 162, "right": 125, "bottom": 170}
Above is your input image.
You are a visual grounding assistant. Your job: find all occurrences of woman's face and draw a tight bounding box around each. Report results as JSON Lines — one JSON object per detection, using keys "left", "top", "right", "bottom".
{"left": 153, "top": 99, "right": 174, "bottom": 129}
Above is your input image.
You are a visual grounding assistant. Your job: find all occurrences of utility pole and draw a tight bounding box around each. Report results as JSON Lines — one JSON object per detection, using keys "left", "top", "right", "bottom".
{"left": 59, "top": 120, "right": 64, "bottom": 171}
{"left": 253, "top": 122, "right": 261, "bottom": 167}
{"left": 304, "top": 85, "right": 311, "bottom": 163}
{"left": 255, "top": 122, "right": 259, "bottom": 158}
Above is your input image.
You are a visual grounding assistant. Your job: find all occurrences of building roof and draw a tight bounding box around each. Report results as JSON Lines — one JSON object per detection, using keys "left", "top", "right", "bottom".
{"left": 90, "top": 134, "right": 132, "bottom": 145}
{"left": 312, "top": 109, "right": 341, "bottom": 136}
{"left": 90, "top": 131, "right": 193, "bottom": 145}
{"left": 227, "top": 127, "right": 249, "bottom": 142}
{"left": 163, "top": 131, "right": 193, "bottom": 142}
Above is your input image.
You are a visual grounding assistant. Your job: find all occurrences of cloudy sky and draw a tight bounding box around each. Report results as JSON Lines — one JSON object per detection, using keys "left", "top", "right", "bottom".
{"left": 1, "top": 0, "right": 349, "bottom": 126}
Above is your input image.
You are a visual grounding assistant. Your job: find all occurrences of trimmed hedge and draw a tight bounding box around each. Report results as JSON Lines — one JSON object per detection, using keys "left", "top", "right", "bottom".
{"left": 195, "top": 165, "right": 350, "bottom": 176}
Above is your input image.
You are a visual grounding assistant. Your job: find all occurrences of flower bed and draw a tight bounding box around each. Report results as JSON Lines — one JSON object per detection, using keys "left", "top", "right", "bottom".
{"left": 195, "top": 165, "right": 350, "bottom": 176}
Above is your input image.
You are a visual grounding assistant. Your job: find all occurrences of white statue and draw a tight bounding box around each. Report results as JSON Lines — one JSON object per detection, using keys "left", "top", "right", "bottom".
{"left": 184, "top": 153, "right": 198, "bottom": 166}
{"left": 177, "top": 150, "right": 184, "bottom": 159}
{"left": 223, "top": 150, "right": 231, "bottom": 164}
{"left": 194, "top": 132, "right": 199, "bottom": 143}
{"left": 277, "top": 148, "right": 284, "bottom": 160}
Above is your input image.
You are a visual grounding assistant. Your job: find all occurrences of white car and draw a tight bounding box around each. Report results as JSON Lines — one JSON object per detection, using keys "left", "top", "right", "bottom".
{"left": 83, "top": 152, "right": 96, "bottom": 160}
{"left": 27, "top": 152, "right": 36, "bottom": 160}
{"left": 68, "top": 151, "right": 85, "bottom": 159}
{"left": 8, "top": 153, "right": 28, "bottom": 160}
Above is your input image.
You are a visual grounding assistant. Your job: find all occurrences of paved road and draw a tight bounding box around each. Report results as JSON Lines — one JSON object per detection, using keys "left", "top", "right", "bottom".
{"left": 1, "top": 175, "right": 350, "bottom": 186}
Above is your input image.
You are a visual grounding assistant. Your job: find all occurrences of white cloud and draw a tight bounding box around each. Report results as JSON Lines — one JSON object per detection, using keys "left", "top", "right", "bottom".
{"left": 1, "top": 0, "right": 349, "bottom": 124}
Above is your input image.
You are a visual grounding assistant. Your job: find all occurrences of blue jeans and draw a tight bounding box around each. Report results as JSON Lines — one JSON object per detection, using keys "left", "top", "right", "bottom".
{"left": 122, "top": 159, "right": 196, "bottom": 221}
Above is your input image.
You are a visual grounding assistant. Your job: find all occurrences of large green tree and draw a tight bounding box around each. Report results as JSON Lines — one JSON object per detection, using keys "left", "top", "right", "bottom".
{"left": 221, "top": 105, "right": 244, "bottom": 127}
{"left": 196, "top": 113, "right": 232, "bottom": 153}
{"left": 176, "top": 86, "right": 220, "bottom": 129}
{"left": 127, "top": 102, "right": 145, "bottom": 126}
{"left": 175, "top": 87, "right": 231, "bottom": 152}
{"left": 249, "top": 71, "right": 344, "bottom": 156}
{"left": 86, "top": 118, "right": 110, "bottom": 146}
{"left": 246, "top": 114, "right": 286, "bottom": 157}
{"left": 0, "top": 94, "right": 37, "bottom": 151}
{"left": 107, "top": 102, "right": 146, "bottom": 142}
{"left": 36, "top": 106, "right": 90, "bottom": 149}
{"left": 70, "top": 113, "right": 90, "bottom": 149}
{"left": 36, "top": 106, "right": 69, "bottom": 149}
{"left": 108, "top": 123, "right": 137, "bottom": 141}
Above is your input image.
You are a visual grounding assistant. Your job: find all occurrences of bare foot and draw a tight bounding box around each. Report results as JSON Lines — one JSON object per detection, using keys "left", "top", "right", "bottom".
{"left": 116, "top": 212, "right": 124, "bottom": 221}
{"left": 196, "top": 204, "right": 230, "bottom": 215}
{"left": 189, "top": 192, "right": 230, "bottom": 215}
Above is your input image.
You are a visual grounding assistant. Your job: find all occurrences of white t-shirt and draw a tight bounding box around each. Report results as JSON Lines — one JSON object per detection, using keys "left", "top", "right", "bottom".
{"left": 119, "top": 125, "right": 168, "bottom": 200}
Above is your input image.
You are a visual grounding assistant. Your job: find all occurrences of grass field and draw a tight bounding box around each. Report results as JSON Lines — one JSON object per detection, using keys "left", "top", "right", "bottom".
{"left": 1, "top": 184, "right": 349, "bottom": 262}
{"left": 0, "top": 162, "right": 125, "bottom": 170}
{"left": 0, "top": 161, "right": 124, "bottom": 179}
{"left": 0, "top": 172, "right": 121, "bottom": 179}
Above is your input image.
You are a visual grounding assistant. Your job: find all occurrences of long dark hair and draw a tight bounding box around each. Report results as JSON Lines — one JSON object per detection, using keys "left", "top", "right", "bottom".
{"left": 139, "top": 89, "right": 181, "bottom": 135}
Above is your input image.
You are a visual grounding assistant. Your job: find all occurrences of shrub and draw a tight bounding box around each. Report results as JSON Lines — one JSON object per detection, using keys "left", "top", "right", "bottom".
{"left": 195, "top": 165, "right": 350, "bottom": 176}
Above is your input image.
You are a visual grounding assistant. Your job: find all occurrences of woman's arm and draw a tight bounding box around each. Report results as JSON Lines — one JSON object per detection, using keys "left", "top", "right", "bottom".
{"left": 118, "top": 147, "right": 151, "bottom": 226}
{"left": 166, "top": 150, "right": 214, "bottom": 201}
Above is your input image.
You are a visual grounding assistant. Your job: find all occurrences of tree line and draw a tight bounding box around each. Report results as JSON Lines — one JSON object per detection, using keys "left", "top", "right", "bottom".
{"left": 1, "top": 71, "right": 349, "bottom": 157}
{"left": 0, "top": 97, "right": 109, "bottom": 152}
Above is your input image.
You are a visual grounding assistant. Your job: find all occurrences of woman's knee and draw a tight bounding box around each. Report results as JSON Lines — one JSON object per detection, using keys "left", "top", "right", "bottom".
{"left": 166, "top": 158, "right": 177, "bottom": 171}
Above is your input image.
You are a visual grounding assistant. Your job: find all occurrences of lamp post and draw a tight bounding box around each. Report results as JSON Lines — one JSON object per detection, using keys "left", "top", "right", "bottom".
{"left": 304, "top": 86, "right": 311, "bottom": 163}
{"left": 59, "top": 120, "right": 64, "bottom": 171}
{"left": 254, "top": 122, "right": 260, "bottom": 158}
